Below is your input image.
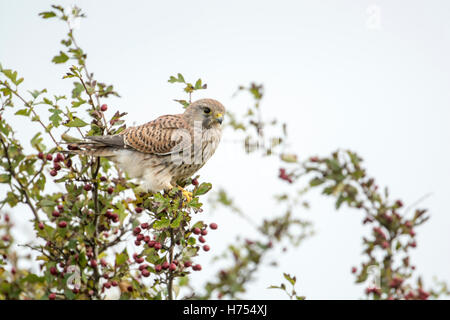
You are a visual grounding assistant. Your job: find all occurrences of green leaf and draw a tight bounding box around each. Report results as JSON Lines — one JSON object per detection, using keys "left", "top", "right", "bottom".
{"left": 116, "top": 252, "right": 128, "bottom": 266}
{"left": 14, "top": 108, "right": 31, "bottom": 117}
{"left": 154, "top": 217, "right": 170, "bottom": 230}
{"left": 170, "top": 214, "right": 183, "bottom": 228}
{"left": 52, "top": 51, "right": 69, "bottom": 64}
{"left": 283, "top": 273, "right": 296, "bottom": 286}
{"left": 0, "top": 174, "right": 11, "bottom": 183}
{"left": 39, "top": 11, "right": 57, "bottom": 19}
{"left": 194, "top": 182, "right": 212, "bottom": 196}
{"left": 49, "top": 108, "right": 63, "bottom": 127}
{"left": 64, "top": 118, "right": 89, "bottom": 128}
{"left": 177, "top": 73, "right": 185, "bottom": 83}
{"left": 194, "top": 79, "right": 202, "bottom": 89}
{"left": 309, "top": 178, "right": 324, "bottom": 187}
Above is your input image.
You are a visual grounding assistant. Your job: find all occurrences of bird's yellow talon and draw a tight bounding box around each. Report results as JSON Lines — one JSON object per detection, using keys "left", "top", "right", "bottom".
{"left": 177, "top": 186, "right": 193, "bottom": 203}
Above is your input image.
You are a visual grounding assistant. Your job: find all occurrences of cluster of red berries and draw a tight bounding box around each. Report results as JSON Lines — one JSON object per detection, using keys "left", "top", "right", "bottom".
{"left": 389, "top": 276, "right": 404, "bottom": 289}
{"left": 38, "top": 153, "right": 68, "bottom": 177}
{"left": 105, "top": 210, "right": 119, "bottom": 223}
{"left": 278, "top": 168, "right": 293, "bottom": 183}
{"left": 365, "top": 286, "right": 382, "bottom": 296}
{"left": 133, "top": 224, "right": 157, "bottom": 247}
{"left": 404, "top": 288, "right": 430, "bottom": 300}
{"left": 192, "top": 222, "right": 218, "bottom": 252}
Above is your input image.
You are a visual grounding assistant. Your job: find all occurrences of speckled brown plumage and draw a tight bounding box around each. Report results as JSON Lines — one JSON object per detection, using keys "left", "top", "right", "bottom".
{"left": 68, "top": 98, "right": 225, "bottom": 192}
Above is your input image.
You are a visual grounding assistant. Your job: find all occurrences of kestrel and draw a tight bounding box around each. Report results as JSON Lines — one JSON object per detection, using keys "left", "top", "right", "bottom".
{"left": 69, "top": 99, "right": 225, "bottom": 193}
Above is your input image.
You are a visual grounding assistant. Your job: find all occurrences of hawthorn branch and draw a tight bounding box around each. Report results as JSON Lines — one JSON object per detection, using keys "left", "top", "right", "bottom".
{"left": 0, "top": 137, "right": 40, "bottom": 222}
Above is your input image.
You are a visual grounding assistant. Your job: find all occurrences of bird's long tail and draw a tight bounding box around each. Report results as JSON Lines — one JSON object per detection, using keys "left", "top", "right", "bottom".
{"left": 63, "top": 134, "right": 125, "bottom": 158}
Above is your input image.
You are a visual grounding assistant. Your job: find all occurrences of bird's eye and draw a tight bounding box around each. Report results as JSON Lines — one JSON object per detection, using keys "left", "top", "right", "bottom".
{"left": 203, "top": 107, "right": 211, "bottom": 114}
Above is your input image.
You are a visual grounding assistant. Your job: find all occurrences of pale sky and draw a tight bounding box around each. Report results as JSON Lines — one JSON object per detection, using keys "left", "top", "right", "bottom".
{"left": 1, "top": 0, "right": 450, "bottom": 299}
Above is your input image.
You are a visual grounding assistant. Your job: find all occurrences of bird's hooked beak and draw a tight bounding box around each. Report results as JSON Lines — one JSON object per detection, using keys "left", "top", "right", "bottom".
{"left": 215, "top": 112, "right": 224, "bottom": 124}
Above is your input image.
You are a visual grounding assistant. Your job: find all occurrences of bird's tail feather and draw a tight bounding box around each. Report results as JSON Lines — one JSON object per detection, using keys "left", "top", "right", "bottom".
{"left": 62, "top": 134, "right": 125, "bottom": 158}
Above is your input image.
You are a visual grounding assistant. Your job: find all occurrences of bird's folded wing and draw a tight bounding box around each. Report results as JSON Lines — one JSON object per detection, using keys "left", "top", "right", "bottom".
{"left": 117, "top": 114, "right": 192, "bottom": 155}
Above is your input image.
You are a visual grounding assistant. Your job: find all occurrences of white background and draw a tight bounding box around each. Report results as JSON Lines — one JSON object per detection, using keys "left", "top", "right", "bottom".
{"left": 1, "top": 0, "right": 449, "bottom": 299}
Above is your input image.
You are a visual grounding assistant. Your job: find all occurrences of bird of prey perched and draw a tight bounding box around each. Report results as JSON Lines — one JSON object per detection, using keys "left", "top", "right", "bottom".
{"left": 68, "top": 99, "right": 225, "bottom": 195}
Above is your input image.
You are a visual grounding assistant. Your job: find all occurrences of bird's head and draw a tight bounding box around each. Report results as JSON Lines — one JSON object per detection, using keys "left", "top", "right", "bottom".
{"left": 183, "top": 99, "right": 225, "bottom": 129}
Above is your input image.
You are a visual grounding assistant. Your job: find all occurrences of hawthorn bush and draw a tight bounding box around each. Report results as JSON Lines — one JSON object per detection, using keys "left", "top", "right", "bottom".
{"left": 0, "top": 5, "right": 448, "bottom": 300}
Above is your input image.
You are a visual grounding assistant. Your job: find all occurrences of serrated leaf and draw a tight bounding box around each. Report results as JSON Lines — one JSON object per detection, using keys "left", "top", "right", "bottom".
{"left": 65, "top": 118, "right": 89, "bottom": 127}
{"left": 194, "top": 183, "right": 212, "bottom": 196}
{"left": 154, "top": 217, "right": 170, "bottom": 230}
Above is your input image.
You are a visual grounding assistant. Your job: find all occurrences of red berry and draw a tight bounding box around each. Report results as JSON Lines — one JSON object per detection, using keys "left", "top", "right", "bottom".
{"left": 184, "top": 261, "right": 192, "bottom": 268}
{"left": 381, "top": 241, "right": 389, "bottom": 249}
{"left": 38, "top": 222, "right": 44, "bottom": 230}
{"left": 100, "top": 176, "right": 107, "bottom": 182}
{"left": 169, "top": 263, "right": 176, "bottom": 271}
{"left": 141, "top": 269, "right": 150, "bottom": 277}
{"left": 56, "top": 153, "right": 64, "bottom": 162}
{"left": 144, "top": 236, "right": 150, "bottom": 243}
{"left": 162, "top": 261, "right": 169, "bottom": 269}
{"left": 193, "top": 227, "right": 201, "bottom": 235}
{"left": 192, "top": 178, "right": 199, "bottom": 186}
{"left": 111, "top": 281, "right": 118, "bottom": 287}
{"left": 52, "top": 210, "right": 60, "bottom": 217}
{"left": 57, "top": 204, "right": 64, "bottom": 212}
{"left": 395, "top": 200, "right": 403, "bottom": 208}
{"left": 107, "top": 187, "right": 114, "bottom": 194}
{"left": 136, "top": 234, "right": 144, "bottom": 241}
{"left": 201, "top": 229, "right": 208, "bottom": 236}
{"left": 38, "top": 152, "right": 44, "bottom": 160}
{"left": 148, "top": 240, "right": 155, "bottom": 247}
{"left": 203, "top": 245, "right": 210, "bottom": 252}
{"left": 133, "top": 227, "right": 141, "bottom": 235}
{"left": 154, "top": 242, "right": 162, "bottom": 250}
{"left": 135, "top": 207, "right": 143, "bottom": 213}
{"left": 50, "top": 267, "right": 58, "bottom": 275}
{"left": 100, "top": 258, "right": 107, "bottom": 267}
{"left": 351, "top": 267, "right": 357, "bottom": 274}
{"left": 54, "top": 163, "right": 61, "bottom": 171}
{"left": 409, "top": 230, "right": 416, "bottom": 237}
{"left": 199, "top": 236, "right": 206, "bottom": 243}
{"left": 104, "top": 282, "right": 111, "bottom": 289}
{"left": 84, "top": 184, "right": 92, "bottom": 191}
{"left": 193, "top": 264, "right": 202, "bottom": 271}
{"left": 58, "top": 221, "right": 67, "bottom": 228}
{"left": 155, "top": 264, "right": 162, "bottom": 272}
{"left": 49, "top": 293, "right": 56, "bottom": 300}
{"left": 46, "top": 154, "right": 53, "bottom": 161}
{"left": 100, "top": 104, "right": 108, "bottom": 112}
{"left": 134, "top": 240, "right": 141, "bottom": 246}
{"left": 139, "top": 264, "right": 148, "bottom": 271}
{"left": 141, "top": 223, "right": 149, "bottom": 229}
{"left": 136, "top": 257, "right": 144, "bottom": 264}
{"left": 209, "top": 223, "right": 218, "bottom": 230}
{"left": 90, "top": 259, "right": 98, "bottom": 268}
{"left": 50, "top": 170, "right": 57, "bottom": 177}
